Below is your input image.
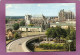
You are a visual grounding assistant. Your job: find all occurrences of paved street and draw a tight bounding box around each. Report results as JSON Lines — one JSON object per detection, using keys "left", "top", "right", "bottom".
{"left": 6, "top": 35, "right": 45, "bottom": 52}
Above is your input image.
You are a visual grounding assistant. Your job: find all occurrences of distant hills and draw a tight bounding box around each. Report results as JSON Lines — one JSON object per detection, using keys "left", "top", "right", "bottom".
{"left": 6, "top": 16, "right": 25, "bottom": 19}
{"left": 6, "top": 16, "right": 58, "bottom": 19}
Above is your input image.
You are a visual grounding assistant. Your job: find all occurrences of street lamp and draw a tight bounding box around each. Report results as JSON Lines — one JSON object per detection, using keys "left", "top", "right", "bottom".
{"left": 67, "top": 40, "right": 73, "bottom": 52}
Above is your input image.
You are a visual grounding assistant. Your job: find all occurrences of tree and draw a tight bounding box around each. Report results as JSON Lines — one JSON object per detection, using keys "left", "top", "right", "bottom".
{"left": 14, "top": 32, "right": 20, "bottom": 39}
{"left": 20, "top": 21, "right": 25, "bottom": 26}
{"left": 14, "top": 19, "right": 18, "bottom": 21}
{"left": 66, "top": 27, "right": 70, "bottom": 36}
{"left": 13, "top": 23, "right": 19, "bottom": 30}
{"left": 66, "top": 27, "right": 76, "bottom": 40}
{"left": 6, "top": 19, "right": 8, "bottom": 24}
{"left": 42, "top": 23, "right": 45, "bottom": 30}
{"left": 55, "top": 27, "right": 67, "bottom": 42}
{"left": 43, "top": 23, "right": 50, "bottom": 30}
{"left": 46, "top": 26, "right": 67, "bottom": 42}
{"left": 66, "top": 27, "right": 76, "bottom": 51}
{"left": 46, "top": 27, "right": 67, "bottom": 38}
{"left": 46, "top": 27, "right": 56, "bottom": 38}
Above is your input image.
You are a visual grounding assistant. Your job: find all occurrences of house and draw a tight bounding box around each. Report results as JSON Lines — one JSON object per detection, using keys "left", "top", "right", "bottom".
{"left": 50, "top": 22, "right": 76, "bottom": 29}
{"left": 19, "top": 26, "right": 42, "bottom": 32}
{"left": 6, "top": 29, "right": 14, "bottom": 40}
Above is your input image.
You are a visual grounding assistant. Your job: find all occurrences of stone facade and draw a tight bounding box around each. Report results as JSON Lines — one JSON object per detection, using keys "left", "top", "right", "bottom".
{"left": 58, "top": 9, "right": 75, "bottom": 21}
{"left": 25, "top": 14, "right": 49, "bottom": 30}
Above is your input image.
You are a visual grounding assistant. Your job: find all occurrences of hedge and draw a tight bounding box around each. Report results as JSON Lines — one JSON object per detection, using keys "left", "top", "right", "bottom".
{"left": 39, "top": 43, "right": 65, "bottom": 49}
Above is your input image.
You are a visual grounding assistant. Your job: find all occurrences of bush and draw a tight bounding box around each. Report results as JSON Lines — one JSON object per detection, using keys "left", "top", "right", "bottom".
{"left": 20, "top": 21, "right": 25, "bottom": 26}
{"left": 39, "top": 43, "right": 65, "bottom": 49}
{"left": 28, "top": 24, "right": 34, "bottom": 26}
{"left": 13, "top": 23, "right": 19, "bottom": 30}
{"left": 14, "top": 32, "right": 20, "bottom": 39}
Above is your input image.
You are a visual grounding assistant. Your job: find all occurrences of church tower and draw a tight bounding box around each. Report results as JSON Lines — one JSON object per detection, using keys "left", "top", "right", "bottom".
{"left": 25, "top": 15, "right": 31, "bottom": 25}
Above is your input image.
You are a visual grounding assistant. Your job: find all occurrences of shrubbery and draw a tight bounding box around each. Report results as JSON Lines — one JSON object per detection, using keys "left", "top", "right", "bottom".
{"left": 13, "top": 23, "right": 19, "bottom": 30}
{"left": 20, "top": 21, "right": 25, "bottom": 26}
{"left": 39, "top": 43, "right": 65, "bottom": 49}
{"left": 14, "top": 32, "right": 21, "bottom": 39}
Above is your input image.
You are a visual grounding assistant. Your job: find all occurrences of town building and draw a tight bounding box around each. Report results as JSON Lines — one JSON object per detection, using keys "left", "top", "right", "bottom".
{"left": 58, "top": 9, "right": 75, "bottom": 21}
{"left": 6, "top": 29, "right": 13, "bottom": 39}
{"left": 47, "top": 16, "right": 58, "bottom": 23}
{"left": 50, "top": 22, "right": 76, "bottom": 29}
{"left": 6, "top": 18, "right": 24, "bottom": 30}
{"left": 19, "top": 26, "right": 42, "bottom": 32}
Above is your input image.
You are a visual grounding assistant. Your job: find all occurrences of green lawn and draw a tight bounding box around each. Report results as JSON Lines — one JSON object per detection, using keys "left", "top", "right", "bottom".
{"left": 21, "top": 32, "right": 45, "bottom": 37}
{"left": 34, "top": 47, "right": 66, "bottom": 52}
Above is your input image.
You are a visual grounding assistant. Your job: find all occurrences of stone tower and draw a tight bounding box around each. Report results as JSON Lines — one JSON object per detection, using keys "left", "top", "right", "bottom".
{"left": 25, "top": 15, "right": 32, "bottom": 25}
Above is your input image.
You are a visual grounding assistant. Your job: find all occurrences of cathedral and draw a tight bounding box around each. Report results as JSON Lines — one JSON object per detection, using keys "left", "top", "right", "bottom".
{"left": 58, "top": 9, "right": 75, "bottom": 21}
{"left": 25, "top": 14, "right": 49, "bottom": 30}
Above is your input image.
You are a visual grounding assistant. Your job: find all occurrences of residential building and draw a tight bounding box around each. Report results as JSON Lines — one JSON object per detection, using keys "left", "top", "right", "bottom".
{"left": 50, "top": 22, "right": 76, "bottom": 29}
{"left": 19, "top": 26, "right": 42, "bottom": 32}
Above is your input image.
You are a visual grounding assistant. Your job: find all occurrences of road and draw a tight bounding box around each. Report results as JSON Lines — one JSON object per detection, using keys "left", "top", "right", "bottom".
{"left": 6, "top": 35, "right": 46, "bottom": 52}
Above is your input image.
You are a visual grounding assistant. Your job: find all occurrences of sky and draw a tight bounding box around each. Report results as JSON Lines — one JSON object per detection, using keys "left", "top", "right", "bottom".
{"left": 6, "top": 3, "right": 76, "bottom": 16}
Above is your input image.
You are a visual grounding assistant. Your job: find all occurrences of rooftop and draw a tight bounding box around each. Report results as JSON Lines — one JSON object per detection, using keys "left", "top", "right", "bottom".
{"left": 20, "top": 26, "right": 41, "bottom": 28}
{"left": 33, "top": 14, "right": 43, "bottom": 17}
{"left": 50, "top": 22, "right": 76, "bottom": 27}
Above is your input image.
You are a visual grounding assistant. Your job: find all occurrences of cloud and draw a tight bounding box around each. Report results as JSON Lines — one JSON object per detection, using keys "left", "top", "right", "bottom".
{"left": 56, "top": 3, "right": 75, "bottom": 7}
{"left": 6, "top": 4, "right": 12, "bottom": 8}
{"left": 37, "top": 4, "right": 41, "bottom": 7}
{"left": 6, "top": 3, "right": 75, "bottom": 16}
{"left": 37, "top": 4, "right": 47, "bottom": 7}
{"left": 72, "top": 7, "right": 75, "bottom": 10}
